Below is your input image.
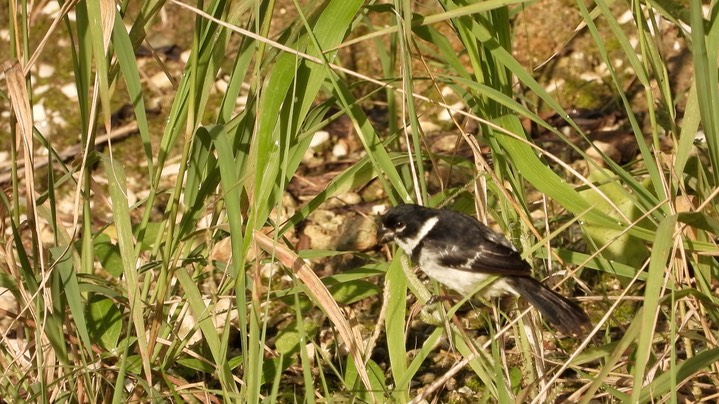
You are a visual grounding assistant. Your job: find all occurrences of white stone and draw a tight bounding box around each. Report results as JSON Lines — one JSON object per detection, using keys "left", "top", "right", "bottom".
{"left": 617, "top": 10, "right": 633, "bottom": 24}
{"left": 372, "top": 204, "right": 388, "bottom": 215}
{"left": 37, "top": 64, "right": 55, "bottom": 78}
{"left": 310, "top": 130, "right": 330, "bottom": 148}
{"left": 595, "top": 62, "right": 610, "bottom": 76}
{"left": 51, "top": 113, "right": 67, "bottom": 128}
{"left": 61, "top": 83, "right": 78, "bottom": 100}
{"left": 332, "top": 141, "right": 348, "bottom": 157}
{"left": 579, "top": 72, "right": 602, "bottom": 82}
{"left": 161, "top": 162, "right": 182, "bottom": 177}
{"left": 214, "top": 78, "right": 228, "bottom": 94}
{"left": 438, "top": 101, "right": 464, "bottom": 121}
{"left": 418, "top": 119, "right": 441, "bottom": 133}
{"left": 41, "top": 1, "right": 61, "bottom": 16}
{"left": 34, "top": 84, "right": 50, "bottom": 95}
{"left": 545, "top": 79, "right": 565, "bottom": 93}
{"left": 570, "top": 51, "right": 585, "bottom": 62}
{"left": 32, "top": 103, "right": 47, "bottom": 121}
{"left": 150, "top": 71, "right": 173, "bottom": 90}
{"left": 180, "top": 50, "right": 192, "bottom": 63}
{"left": 440, "top": 86, "right": 455, "bottom": 97}
{"left": 629, "top": 37, "right": 639, "bottom": 49}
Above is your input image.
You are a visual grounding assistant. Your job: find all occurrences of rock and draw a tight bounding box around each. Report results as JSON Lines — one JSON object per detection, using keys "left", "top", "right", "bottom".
{"left": 214, "top": 77, "right": 228, "bottom": 94}
{"left": 61, "top": 83, "right": 78, "bottom": 100}
{"left": 586, "top": 140, "right": 621, "bottom": 165}
{"left": 302, "top": 209, "right": 378, "bottom": 251}
{"left": 37, "top": 64, "right": 55, "bottom": 78}
{"left": 310, "top": 130, "right": 330, "bottom": 149}
{"left": 417, "top": 119, "right": 441, "bottom": 133}
{"left": 149, "top": 71, "right": 174, "bottom": 90}
{"left": 332, "top": 140, "right": 348, "bottom": 158}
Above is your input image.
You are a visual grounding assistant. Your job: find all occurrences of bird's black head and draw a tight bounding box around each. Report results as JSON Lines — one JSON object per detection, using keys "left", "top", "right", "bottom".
{"left": 377, "top": 204, "right": 436, "bottom": 244}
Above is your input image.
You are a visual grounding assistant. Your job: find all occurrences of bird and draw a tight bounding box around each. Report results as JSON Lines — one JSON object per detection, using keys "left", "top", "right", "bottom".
{"left": 377, "top": 203, "right": 591, "bottom": 335}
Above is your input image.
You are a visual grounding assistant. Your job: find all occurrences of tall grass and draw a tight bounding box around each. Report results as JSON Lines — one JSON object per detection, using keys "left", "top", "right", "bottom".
{"left": 1, "top": 0, "right": 718, "bottom": 402}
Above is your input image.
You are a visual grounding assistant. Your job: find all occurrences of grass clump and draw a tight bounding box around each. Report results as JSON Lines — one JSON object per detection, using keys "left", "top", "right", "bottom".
{"left": 1, "top": 0, "right": 718, "bottom": 402}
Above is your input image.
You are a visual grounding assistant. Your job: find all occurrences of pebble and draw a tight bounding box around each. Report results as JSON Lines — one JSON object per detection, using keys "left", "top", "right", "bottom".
{"left": 545, "top": 78, "right": 565, "bottom": 93}
{"left": 161, "top": 162, "right": 182, "bottom": 177}
{"left": 38, "top": 63, "right": 55, "bottom": 78}
{"left": 595, "top": 62, "right": 610, "bottom": 76}
{"left": 440, "top": 86, "right": 455, "bottom": 97}
{"left": 150, "top": 71, "right": 174, "bottom": 90}
{"left": 371, "top": 204, "right": 387, "bottom": 215}
{"left": 34, "top": 84, "right": 50, "bottom": 95}
{"left": 32, "top": 103, "right": 47, "bottom": 122}
{"left": 51, "top": 113, "right": 67, "bottom": 128}
{"left": 310, "top": 130, "right": 330, "bottom": 148}
{"left": 180, "top": 50, "right": 192, "bottom": 63}
{"left": 437, "top": 101, "right": 464, "bottom": 122}
{"left": 579, "top": 72, "right": 602, "bottom": 82}
{"left": 332, "top": 140, "right": 348, "bottom": 157}
{"left": 417, "top": 373, "right": 436, "bottom": 384}
{"left": 33, "top": 103, "right": 53, "bottom": 136}
{"left": 418, "top": 119, "right": 441, "bottom": 133}
{"left": 215, "top": 77, "right": 228, "bottom": 94}
{"left": 41, "top": 1, "right": 61, "bottom": 16}
{"left": 586, "top": 141, "right": 621, "bottom": 165}
{"left": 60, "top": 83, "right": 78, "bottom": 100}
{"left": 629, "top": 36, "right": 639, "bottom": 49}
{"left": 617, "top": 10, "right": 633, "bottom": 25}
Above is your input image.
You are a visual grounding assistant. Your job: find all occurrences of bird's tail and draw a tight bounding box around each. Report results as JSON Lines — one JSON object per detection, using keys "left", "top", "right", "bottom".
{"left": 506, "top": 276, "right": 591, "bottom": 336}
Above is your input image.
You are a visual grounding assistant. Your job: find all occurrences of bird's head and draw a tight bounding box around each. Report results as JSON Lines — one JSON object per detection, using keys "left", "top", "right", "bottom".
{"left": 377, "top": 204, "right": 434, "bottom": 245}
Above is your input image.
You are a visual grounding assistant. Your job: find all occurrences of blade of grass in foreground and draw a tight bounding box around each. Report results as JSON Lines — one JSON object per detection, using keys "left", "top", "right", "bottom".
{"left": 630, "top": 214, "right": 676, "bottom": 402}
{"left": 691, "top": 0, "right": 719, "bottom": 178}
{"left": 102, "top": 154, "right": 152, "bottom": 390}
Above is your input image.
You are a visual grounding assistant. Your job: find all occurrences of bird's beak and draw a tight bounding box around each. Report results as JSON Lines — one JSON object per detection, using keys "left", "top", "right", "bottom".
{"left": 377, "top": 225, "right": 395, "bottom": 244}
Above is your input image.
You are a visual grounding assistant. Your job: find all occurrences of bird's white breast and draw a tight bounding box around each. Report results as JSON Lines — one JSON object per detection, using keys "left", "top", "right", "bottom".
{"left": 417, "top": 254, "right": 516, "bottom": 297}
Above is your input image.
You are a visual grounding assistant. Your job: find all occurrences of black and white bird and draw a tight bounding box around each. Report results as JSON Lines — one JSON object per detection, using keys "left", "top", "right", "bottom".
{"left": 378, "top": 204, "right": 591, "bottom": 335}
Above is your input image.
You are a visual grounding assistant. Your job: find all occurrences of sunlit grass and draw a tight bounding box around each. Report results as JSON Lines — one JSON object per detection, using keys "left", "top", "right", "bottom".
{"left": 1, "top": 0, "right": 718, "bottom": 402}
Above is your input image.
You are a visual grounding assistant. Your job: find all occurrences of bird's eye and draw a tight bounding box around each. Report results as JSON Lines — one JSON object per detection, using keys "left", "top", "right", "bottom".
{"left": 394, "top": 220, "right": 405, "bottom": 231}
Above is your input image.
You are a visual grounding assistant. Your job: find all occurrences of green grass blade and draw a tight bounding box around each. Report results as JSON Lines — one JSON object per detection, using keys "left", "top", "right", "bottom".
{"left": 691, "top": 0, "right": 719, "bottom": 178}
{"left": 101, "top": 153, "right": 152, "bottom": 386}
{"left": 384, "top": 256, "right": 409, "bottom": 401}
{"left": 630, "top": 214, "right": 677, "bottom": 402}
{"left": 111, "top": 12, "right": 154, "bottom": 177}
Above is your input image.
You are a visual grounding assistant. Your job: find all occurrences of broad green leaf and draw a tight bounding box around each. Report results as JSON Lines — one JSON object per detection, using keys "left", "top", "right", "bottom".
{"left": 580, "top": 168, "right": 651, "bottom": 268}
{"left": 86, "top": 293, "right": 123, "bottom": 350}
{"left": 94, "top": 234, "right": 123, "bottom": 277}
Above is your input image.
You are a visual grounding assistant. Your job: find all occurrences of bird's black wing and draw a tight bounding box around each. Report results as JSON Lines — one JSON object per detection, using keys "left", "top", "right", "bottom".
{"left": 421, "top": 210, "right": 532, "bottom": 277}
